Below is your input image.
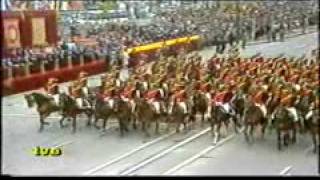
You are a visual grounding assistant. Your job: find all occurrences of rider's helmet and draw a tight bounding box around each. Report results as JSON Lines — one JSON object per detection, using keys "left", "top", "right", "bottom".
{"left": 48, "top": 77, "right": 58, "bottom": 84}
{"left": 79, "top": 71, "right": 88, "bottom": 78}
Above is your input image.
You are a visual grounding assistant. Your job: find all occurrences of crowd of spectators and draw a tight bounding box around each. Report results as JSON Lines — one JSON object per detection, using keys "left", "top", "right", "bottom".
{"left": 2, "top": 1, "right": 318, "bottom": 80}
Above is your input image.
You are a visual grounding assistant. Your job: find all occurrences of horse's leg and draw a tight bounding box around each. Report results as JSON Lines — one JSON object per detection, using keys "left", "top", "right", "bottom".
{"left": 119, "top": 119, "right": 124, "bottom": 137}
{"left": 142, "top": 121, "right": 146, "bottom": 131}
{"left": 144, "top": 121, "right": 151, "bottom": 138}
{"left": 102, "top": 117, "right": 108, "bottom": 132}
{"left": 232, "top": 117, "right": 239, "bottom": 134}
{"left": 154, "top": 115, "right": 160, "bottom": 135}
{"left": 59, "top": 116, "right": 66, "bottom": 128}
{"left": 277, "top": 130, "right": 282, "bottom": 151}
{"left": 243, "top": 123, "right": 248, "bottom": 142}
{"left": 86, "top": 110, "right": 93, "bottom": 126}
{"left": 183, "top": 120, "right": 187, "bottom": 132}
{"left": 216, "top": 122, "right": 222, "bottom": 143}
{"left": 94, "top": 113, "right": 101, "bottom": 129}
{"left": 261, "top": 122, "right": 267, "bottom": 140}
{"left": 132, "top": 115, "right": 137, "bottom": 130}
{"left": 42, "top": 113, "right": 50, "bottom": 125}
{"left": 176, "top": 119, "right": 180, "bottom": 133}
{"left": 223, "top": 118, "right": 230, "bottom": 137}
{"left": 189, "top": 114, "right": 195, "bottom": 130}
{"left": 249, "top": 124, "right": 254, "bottom": 143}
{"left": 284, "top": 132, "right": 289, "bottom": 147}
{"left": 311, "top": 131, "right": 317, "bottom": 153}
{"left": 72, "top": 116, "right": 77, "bottom": 134}
{"left": 124, "top": 117, "right": 130, "bottom": 132}
{"left": 39, "top": 115, "right": 45, "bottom": 132}
{"left": 201, "top": 112, "right": 205, "bottom": 127}
{"left": 292, "top": 124, "right": 297, "bottom": 144}
{"left": 165, "top": 119, "right": 170, "bottom": 133}
{"left": 210, "top": 117, "right": 215, "bottom": 137}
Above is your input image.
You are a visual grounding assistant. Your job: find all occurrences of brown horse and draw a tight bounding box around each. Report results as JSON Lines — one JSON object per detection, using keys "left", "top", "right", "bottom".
{"left": 167, "top": 97, "right": 190, "bottom": 133}
{"left": 113, "top": 98, "right": 132, "bottom": 137}
{"left": 209, "top": 102, "right": 239, "bottom": 144}
{"left": 59, "top": 93, "right": 94, "bottom": 133}
{"left": 272, "top": 106, "right": 298, "bottom": 150}
{"left": 304, "top": 108, "right": 319, "bottom": 153}
{"left": 190, "top": 91, "right": 209, "bottom": 127}
{"left": 135, "top": 98, "right": 163, "bottom": 137}
{"left": 93, "top": 95, "right": 118, "bottom": 132}
{"left": 230, "top": 92, "right": 246, "bottom": 127}
{"left": 243, "top": 99, "right": 268, "bottom": 143}
{"left": 296, "top": 94, "right": 315, "bottom": 132}
{"left": 24, "top": 92, "right": 61, "bottom": 132}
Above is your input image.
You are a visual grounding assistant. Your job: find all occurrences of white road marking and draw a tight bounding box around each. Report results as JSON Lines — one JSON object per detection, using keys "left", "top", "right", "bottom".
{"left": 2, "top": 114, "right": 61, "bottom": 119}
{"left": 118, "top": 128, "right": 211, "bottom": 175}
{"left": 83, "top": 131, "right": 176, "bottom": 175}
{"left": 279, "top": 166, "right": 292, "bottom": 175}
{"left": 52, "top": 140, "right": 75, "bottom": 148}
{"left": 163, "top": 129, "right": 243, "bottom": 175}
{"left": 2, "top": 113, "right": 119, "bottom": 124}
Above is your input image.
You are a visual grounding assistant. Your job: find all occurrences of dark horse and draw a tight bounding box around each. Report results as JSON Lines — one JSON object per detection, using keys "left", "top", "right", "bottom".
{"left": 135, "top": 98, "right": 164, "bottom": 137}
{"left": 296, "top": 94, "right": 315, "bottom": 133}
{"left": 243, "top": 100, "right": 268, "bottom": 143}
{"left": 272, "top": 106, "right": 298, "bottom": 150}
{"left": 190, "top": 91, "right": 209, "bottom": 128}
{"left": 113, "top": 98, "right": 131, "bottom": 137}
{"left": 231, "top": 92, "right": 246, "bottom": 126}
{"left": 24, "top": 92, "right": 61, "bottom": 132}
{"left": 304, "top": 107, "right": 319, "bottom": 153}
{"left": 93, "top": 95, "right": 118, "bottom": 132}
{"left": 209, "top": 103, "right": 240, "bottom": 144}
{"left": 167, "top": 97, "right": 190, "bottom": 133}
{"left": 59, "top": 93, "right": 94, "bottom": 133}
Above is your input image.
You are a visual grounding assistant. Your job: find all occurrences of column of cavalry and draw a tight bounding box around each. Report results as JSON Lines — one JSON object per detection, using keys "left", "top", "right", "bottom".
{"left": 24, "top": 50, "right": 319, "bottom": 152}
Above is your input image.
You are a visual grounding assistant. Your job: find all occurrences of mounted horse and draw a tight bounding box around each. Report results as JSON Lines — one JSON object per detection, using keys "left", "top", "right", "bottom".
{"left": 304, "top": 101, "right": 319, "bottom": 153}
{"left": 93, "top": 90, "right": 119, "bottom": 132}
{"left": 271, "top": 105, "right": 298, "bottom": 150}
{"left": 243, "top": 97, "right": 268, "bottom": 143}
{"left": 24, "top": 92, "right": 61, "bottom": 132}
{"left": 209, "top": 97, "right": 240, "bottom": 144}
{"left": 134, "top": 97, "right": 163, "bottom": 137}
{"left": 113, "top": 97, "right": 132, "bottom": 137}
{"left": 167, "top": 95, "right": 190, "bottom": 133}
{"left": 230, "top": 90, "right": 246, "bottom": 126}
{"left": 295, "top": 91, "right": 315, "bottom": 132}
{"left": 190, "top": 90, "right": 209, "bottom": 127}
{"left": 59, "top": 92, "right": 94, "bottom": 133}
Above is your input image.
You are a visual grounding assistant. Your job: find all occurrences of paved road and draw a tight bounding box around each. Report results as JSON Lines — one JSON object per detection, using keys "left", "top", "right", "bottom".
{"left": 2, "top": 32, "right": 319, "bottom": 176}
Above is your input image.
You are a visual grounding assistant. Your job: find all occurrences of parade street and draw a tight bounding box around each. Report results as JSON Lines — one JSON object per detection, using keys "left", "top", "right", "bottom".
{"left": 2, "top": 30, "right": 318, "bottom": 176}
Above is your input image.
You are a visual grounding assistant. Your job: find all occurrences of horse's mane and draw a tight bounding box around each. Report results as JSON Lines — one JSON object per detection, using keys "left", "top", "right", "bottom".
{"left": 274, "top": 106, "right": 291, "bottom": 121}
{"left": 60, "top": 93, "right": 77, "bottom": 107}
{"left": 31, "top": 92, "right": 52, "bottom": 104}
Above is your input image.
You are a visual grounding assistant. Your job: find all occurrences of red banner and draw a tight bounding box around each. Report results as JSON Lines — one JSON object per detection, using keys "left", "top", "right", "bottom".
{"left": 3, "top": 18, "right": 21, "bottom": 48}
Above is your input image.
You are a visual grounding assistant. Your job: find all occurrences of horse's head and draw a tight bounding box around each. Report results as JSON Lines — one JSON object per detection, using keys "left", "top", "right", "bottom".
{"left": 59, "top": 93, "right": 76, "bottom": 110}
{"left": 113, "top": 98, "right": 125, "bottom": 113}
{"left": 273, "top": 106, "right": 290, "bottom": 120}
{"left": 24, "top": 93, "right": 35, "bottom": 108}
